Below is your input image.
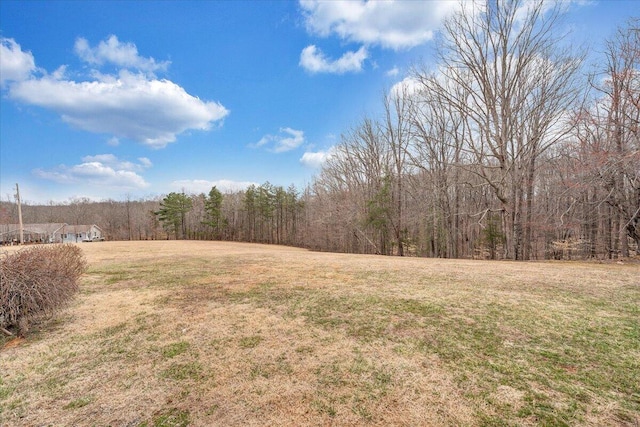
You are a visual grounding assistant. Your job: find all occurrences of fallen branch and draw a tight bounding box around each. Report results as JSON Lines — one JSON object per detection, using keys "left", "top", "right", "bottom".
{"left": 1, "top": 326, "right": 14, "bottom": 337}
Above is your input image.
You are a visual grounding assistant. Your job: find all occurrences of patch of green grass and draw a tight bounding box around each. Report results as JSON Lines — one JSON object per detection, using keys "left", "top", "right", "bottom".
{"left": 64, "top": 396, "right": 93, "bottom": 409}
{"left": 247, "top": 353, "right": 293, "bottom": 380}
{"left": 0, "top": 378, "right": 11, "bottom": 400}
{"left": 312, "top": 350, "right": 393, "bottom": 422}
{"left": 295, "top": 345, "right": 315, "bottom": 354}
{"left": 43, "top": 375, "right": 69, "bottom": 394}
{"left": 88, "top": 262, "right": 152, "bottom": 284}
{"left": 249, "top": 363, "right": 271, "bottom": 379}
{"left": 103, "top": 272, "right": 130, "bottom": 285}
{"left": 90, "top": 259, "right": 220, "bottom": 291}
{"left": 238, "top": 335, "right": 263, "bottom": 349}
{"left": 385, "top": 297, "right": 444, "bottom": 317}
{"left": 161, "top": 362, "right": 205, "bottom": 381}
{"left": 161, "top": 341, "right": 190, "bottom": 359}
{"left": 311, "top": 395, "right": 337, "bottom": 417}
{"left": 0, "top": 394, "right": 26, "bottom": 418}
{"left": 315, "top": 360, "right": 348, "bottom": 388}
{"left": 230, "top": 287, "right": 445, "bottom": 344}
{"left": 99, "top": 322, "right": 129, "bottom": 337}
{"left": 351, "top": 398, "right": 373, "bottom": 422}
{"left": 143, "top": 408, "right": 190, "bottom": 427}
{"left": 275, "top": 353, "right": 294, "bottom": 375}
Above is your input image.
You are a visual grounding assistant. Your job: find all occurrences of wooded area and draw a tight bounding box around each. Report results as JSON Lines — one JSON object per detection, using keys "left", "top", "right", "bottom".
{"left": 1, "top": 2, "right": 638, "bottom": 260}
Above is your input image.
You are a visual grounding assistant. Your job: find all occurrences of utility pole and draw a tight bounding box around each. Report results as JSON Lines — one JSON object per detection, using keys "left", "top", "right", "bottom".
{"left": 15, "top": 183, "right": 24, "bottom": 245}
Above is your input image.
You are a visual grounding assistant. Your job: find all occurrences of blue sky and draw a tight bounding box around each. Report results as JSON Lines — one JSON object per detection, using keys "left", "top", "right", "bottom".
{"left": 0, "top": 0, "right": 637, "bottom": 203}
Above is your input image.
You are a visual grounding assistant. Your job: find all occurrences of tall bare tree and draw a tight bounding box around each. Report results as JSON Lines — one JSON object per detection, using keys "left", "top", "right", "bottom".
{"left": 576, "top": 19, "right": 640, "bottom": 256}
{"left": 382, "top": 86, "right": 413, "bottom": 255}
{"left": 419, "top": 0, "right": 582, "bottom": 259}
{"left": 408, "top": 74, "right": 469, "bottom": 258}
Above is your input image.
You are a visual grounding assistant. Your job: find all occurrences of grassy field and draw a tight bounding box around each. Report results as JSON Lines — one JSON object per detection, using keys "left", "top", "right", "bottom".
{"left": 1, "top": 241, "right": 639, "bottom": 426}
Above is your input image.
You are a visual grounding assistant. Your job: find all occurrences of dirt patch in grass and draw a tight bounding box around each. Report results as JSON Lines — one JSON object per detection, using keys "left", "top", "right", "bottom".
{"left": 1, "top": 240, "right": 638, "bottom": 426}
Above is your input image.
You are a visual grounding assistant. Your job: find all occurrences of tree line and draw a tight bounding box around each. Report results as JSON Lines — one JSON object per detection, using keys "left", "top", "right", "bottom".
{"left": 308, "top": 2, "right": 639, "bottom": 260}
{"left": 0, "top": 183, "right": 306, "bottom": 246}
{"left": 1, "top": 1, "right": 638, "bottom": 260}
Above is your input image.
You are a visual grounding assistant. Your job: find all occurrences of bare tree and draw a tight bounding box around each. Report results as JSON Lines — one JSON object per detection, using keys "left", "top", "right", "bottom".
{"left": 408, "top": 74, "right": 469, "bottom": 258}
{"left": 576, "top": 19, "right": 640, "bottom": 256}
{"left": 419, "top": 0, "right": 582, "bottom": 259}
{"left": 382, "top": 86, "right": 413, "bottom": 255}
{"left": 315, "top": 117, "right": 391, "bottom": 253}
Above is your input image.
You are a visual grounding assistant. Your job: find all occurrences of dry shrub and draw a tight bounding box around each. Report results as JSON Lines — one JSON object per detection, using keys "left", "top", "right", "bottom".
{"left": 0, "top": 244, "right": 87, "bottom": 336}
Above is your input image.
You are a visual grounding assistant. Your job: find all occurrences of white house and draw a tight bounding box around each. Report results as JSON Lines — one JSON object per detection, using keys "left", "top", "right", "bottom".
{"left": 60, "top": 224, "right": 104, "bottom": 243}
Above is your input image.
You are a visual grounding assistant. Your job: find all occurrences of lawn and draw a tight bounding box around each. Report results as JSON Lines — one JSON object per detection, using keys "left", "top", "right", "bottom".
{"left": 1, "top": 241, "right": 639, "bottom": 426}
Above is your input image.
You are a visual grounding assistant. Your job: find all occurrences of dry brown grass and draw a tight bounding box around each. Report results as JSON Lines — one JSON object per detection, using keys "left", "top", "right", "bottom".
{"left": 1, "top": 240, "right": 638, "bottom": 426}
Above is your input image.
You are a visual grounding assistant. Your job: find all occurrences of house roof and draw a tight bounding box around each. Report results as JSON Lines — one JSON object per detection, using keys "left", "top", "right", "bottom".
{"left": 0, "top": 223, "right": 102, "bottom": 236}
{"left": 0, "top": 223, "right": 66, "bottom": 236}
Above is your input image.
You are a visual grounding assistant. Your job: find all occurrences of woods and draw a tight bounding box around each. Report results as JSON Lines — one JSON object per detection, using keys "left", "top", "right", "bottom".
{"left": 1, "top": 2, "right": 638, "bottom": 261}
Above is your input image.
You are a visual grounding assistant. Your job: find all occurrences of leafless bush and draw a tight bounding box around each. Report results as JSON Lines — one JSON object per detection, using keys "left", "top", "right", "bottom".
{"left": 1, "top": 244, "right": 87, "bottom": 336}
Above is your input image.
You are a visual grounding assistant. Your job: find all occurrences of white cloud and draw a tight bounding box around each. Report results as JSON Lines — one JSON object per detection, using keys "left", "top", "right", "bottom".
{"left": 0, "top": 37, "right": 36, "bottom": 86}
{"left": 390, "top": 75, "right": 422, "bottom": 98}
{"left": 299, "top": 0, "right": 459, "bottom": 50}
{"left": 386, "top": 66, "right": 400, "bottom": 77}
{"left": 254, "top": 127, "right": 306, "bottom": 153}
{"left": 9, "top": 70, "right": 229, "bottom": 148}
{"left": 300, "top": 148, "right": 335, "bottom": 168}
{"left": 275, "top": 127, "right": 305, "bottom": 152}
{"left": 4, "top": 35, "right": 228, "bottom": 148}
{"left": 300, "top": 45, "right": 368, "bottom": 74}
{"left": 34, "top": 154, "right": 150, "bottom": 189}
{"left": 74, "top": 35, "right": 170, "bottom": 73}
{"left": 170, "top": 179, "right": 258, "bottom": 194}
{"left": 80, "top": 154, "right": 152, "bottom": 172}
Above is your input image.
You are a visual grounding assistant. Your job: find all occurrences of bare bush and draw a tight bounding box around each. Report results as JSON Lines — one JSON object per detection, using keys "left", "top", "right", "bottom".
{"left": 1, "top": 244, "right": 87, "bottom": 336}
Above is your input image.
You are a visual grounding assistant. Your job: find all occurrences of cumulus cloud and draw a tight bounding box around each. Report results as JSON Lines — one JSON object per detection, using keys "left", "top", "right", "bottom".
{"left": 390, "top": 75, "right": 422, "bottom": 98}
{"left": 170, "top": 179, "right": 258, "bottom": 194}
{"left": 0, "top": 37, "right": 36, "bottom": 86}
{"left": 81, "top": 154, "right": 152, "bottom": 172}
{"left": 74, "top": 35, "right": 170, "bottom": 73}
{"left": 254, "top": 127, "right": 305, "bottom": 153}
{"left": 4, "top": 35, "right": 228, "bottom": 148}
{"left": 300, "top": 148, "right": 335, "bottom": 168}
{"left": 299, "top": 0, "right": 459, "bottom": 50}
{"left": 34, "top": 154, "right": 151, "bottom": 189}
{"left": 9, "top": 70, "right": 229, "bottom": 148}
{"left": 300, "top": 45, "right": 367, "bottom": 74}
